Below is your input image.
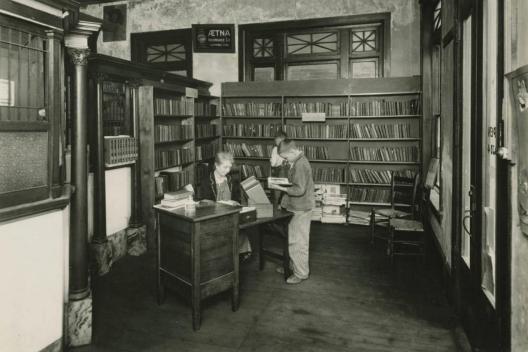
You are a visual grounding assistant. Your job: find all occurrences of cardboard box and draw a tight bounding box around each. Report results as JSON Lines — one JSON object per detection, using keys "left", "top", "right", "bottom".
{"left": 249, "top": 202, "right": 274, "bottom": 218}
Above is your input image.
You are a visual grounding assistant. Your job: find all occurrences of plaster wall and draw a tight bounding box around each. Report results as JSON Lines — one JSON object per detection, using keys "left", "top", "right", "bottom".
{"left": 83, "top": 0, "right": 420, "bottom": 96}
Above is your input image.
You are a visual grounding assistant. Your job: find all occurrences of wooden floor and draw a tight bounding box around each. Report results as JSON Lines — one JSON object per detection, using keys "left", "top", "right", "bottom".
{"left": 74, "top": 223, "right": 468, "bottom": 352}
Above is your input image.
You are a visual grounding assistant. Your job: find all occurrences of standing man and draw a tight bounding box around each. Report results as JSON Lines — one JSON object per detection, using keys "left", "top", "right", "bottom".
{"left": 269, "top": 139, "right": 314, "bottom": 284}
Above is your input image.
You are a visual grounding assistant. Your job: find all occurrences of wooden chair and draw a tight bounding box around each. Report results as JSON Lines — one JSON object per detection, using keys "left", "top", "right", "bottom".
{"left": 386, "top": 158, "right": 440, "bottom": 264}
{"left": 369, "top": 172, "right": 421, "bottom": 246}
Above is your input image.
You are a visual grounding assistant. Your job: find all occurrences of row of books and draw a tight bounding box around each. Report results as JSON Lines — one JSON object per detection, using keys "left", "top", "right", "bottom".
{"left": 349, "top": 146, "right": 419, "bottom": 162}
{"left": 224, "top": 143, "right": 273, "bottom": 158}
{"left": 196, "top": 124, "right": 218, "bottom": 138}
{"left": 222, "top": 102, "right": 282, "bottom": 117}
{"left": 102, "top": 97, "right": 126, "bottom": 122}
{"left": 194, "top": 102, "right": 217, "bottom": 116}
{"left": 155, "top": 168, "right": 191, "bottom": 199}
{"left": 284, "top": 102, "right": 348, "bottom": 117}
{"left": 349, "top": 99, "right": 421, "bottom": 116}
{"left": 155, "top": 124, "right": 193, "bottom": 143}
{"left": 349, "top": 123, "right": 412, "bottom": 139}
{"left": 155, "top": 148, "right": 193, "bottom": 169}
{"left": 313, "top": 167, "right": 346, "bottom": 183}
{"left": 285, "top": 124, "right": 348, "bottom": 139}
{"left": 104, "top": 136, "right": 138, "bottom": 166}
{"left": 348, "top": 188, "right": 391, "bottom": 203}
{"left": 299, "top": 145, "right": 329, "bottom": 160}
{"left": 196, "top": 143, "right": 219, "bottom": 161}
{"left": 154, "top": 96, "right": 194, "bottom": 116}
{"left": 223, "top": 124, "right": 283, "bottom": 137}
{"left": 241, "top": 164, "right": 268, "bottom": 179}
{"left": 348, "top": 168, "right": 415, "bottom": 184}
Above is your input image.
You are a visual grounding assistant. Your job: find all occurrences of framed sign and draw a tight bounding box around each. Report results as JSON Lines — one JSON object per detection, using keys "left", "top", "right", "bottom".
{"left": 103, "top": 4, "right": 127, "bottom": 42}
{"left": 192, "top": 24, "right": 235, "bottom": 53}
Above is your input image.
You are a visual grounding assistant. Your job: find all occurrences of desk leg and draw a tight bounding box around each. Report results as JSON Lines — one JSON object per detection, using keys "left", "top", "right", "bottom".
{"left": 258, "top": 227, "right": 265, "bottom": 271}
{"left": 156, "top": 213, "right": 165, "bottom": 305}
{"left": 232, "top": 227, "right": 240, "bottom": 312}
{"left": 192, "top": 289, "right": 201, "bottom": 331}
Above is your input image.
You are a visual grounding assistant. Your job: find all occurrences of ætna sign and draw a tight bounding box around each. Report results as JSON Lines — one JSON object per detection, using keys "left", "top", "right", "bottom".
{"left": 192, "top": 24, "right": 235, "bottom": 53}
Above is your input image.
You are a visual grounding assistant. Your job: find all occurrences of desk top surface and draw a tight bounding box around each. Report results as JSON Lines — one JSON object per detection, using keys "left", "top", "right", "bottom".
{"left": 154, "top": 202, "right": 241, "bottom": 222}
{"left": 239, "top": 209, "right": 293, "bottom": 229}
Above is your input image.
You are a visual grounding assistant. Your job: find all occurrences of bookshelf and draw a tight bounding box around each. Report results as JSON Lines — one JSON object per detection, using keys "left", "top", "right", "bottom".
{"left": 221, "top": 77, "right": 422, "bottom": 223}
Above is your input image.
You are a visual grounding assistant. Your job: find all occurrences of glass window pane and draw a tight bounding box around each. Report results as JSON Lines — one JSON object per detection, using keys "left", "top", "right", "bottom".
{"left": 350, "top": 60, "right": 377, "bottom": 78}
{"left": 287, "top": 63, "right": 338, "bottom": 80}
{"left": 287, "top": 32, "right": 338, "bottom": 55}
{"left": 253, "top": 38, "right": 273, "bottom": 58}
{"left": 351, "top": 29, "right": 377, "bottom": 53}
{"left": 254, "top": 67, "right": 275, "bottom": 81}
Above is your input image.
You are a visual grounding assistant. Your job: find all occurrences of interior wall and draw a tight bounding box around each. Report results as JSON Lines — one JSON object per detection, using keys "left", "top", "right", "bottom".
{"left": 0, "top": 209, "right": 68, "bottom": 352}
{"left": 82, "top": 0, "right": 421, "bottom": 96}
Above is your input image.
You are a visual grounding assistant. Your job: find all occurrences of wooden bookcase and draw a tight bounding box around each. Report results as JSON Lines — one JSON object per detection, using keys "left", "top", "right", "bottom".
{"left": 221, "top": 77, "right": 422, "bottom": 223}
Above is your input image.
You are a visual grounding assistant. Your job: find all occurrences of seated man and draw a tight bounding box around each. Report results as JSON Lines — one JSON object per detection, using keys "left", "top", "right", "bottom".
{"left": 269, "top": 139, "right": 315, "bottom": 284}
{"left": 198, "top": 151, "right": 251, "bottom": 260}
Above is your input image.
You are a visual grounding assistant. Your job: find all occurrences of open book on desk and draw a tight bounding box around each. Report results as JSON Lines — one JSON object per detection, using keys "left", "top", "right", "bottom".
{"left": 267, "top": 177, "right": 292, "bottom": 187}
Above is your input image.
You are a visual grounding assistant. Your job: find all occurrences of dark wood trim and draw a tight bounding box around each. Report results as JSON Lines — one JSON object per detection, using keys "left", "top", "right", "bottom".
{"left": 0, "top": 2, "right": 63, "bottom": 30}
{"left": 239, "top": 13, "right": 391, "bottom": 81}
{"left": 0, "top": 185, "right": 70, "bottom": 223}
{"left": 0, "top": 121, "right": 49, "bottom": 131}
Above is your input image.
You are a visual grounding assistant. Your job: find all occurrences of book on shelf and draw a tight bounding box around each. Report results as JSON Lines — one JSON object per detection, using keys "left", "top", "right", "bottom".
{"left": 155, "top": 124, "right": 193, "bottom": 142}
{"left": 349, "top": 123, "right": 412, "bottom": 139}
{"left": 223, "top": 123, "right": 282, "bottom": 137}
{"left": 284, "top": 102, "right": 348, "bottom": 117}
{"left": 349, "top": 146, "right": 419, "bottom": 162}
{"left": 313, "top": 167, "right": 345, "bottom": 183}
{"left": 241, "top": 164, "right": 267, "bottom": 179}
{"left": 196, "top": 143, "right": 219, "bottom": 161}
{"left": 102, "top": 81, "right": 126, "bottom": 135}
{"left": 154, "top": 96, "right": 194, "bottom": 116}
{"left": 348, "top": 188, "right": 391, "bottom": 203}
{"left": 195, "top": 124, "right": 218, "bottom": 138}
{"left": 222, "top": 102, "right": 281, "bottom": 117}
{"left": 349, "top": 98, "right": 421, "bottom": 116}
{"left": 194, "top": 101, "right": 217, "bottom": 116}
{"left": 285, "top": 124, "right": 348, "bottom": 139}
{"left": 348, "top": 168, "right": 415, "bottom": 184}
{"left": 155, "top": 147, "right": 193, "bottom": 169}
{"left": 104, "top": 136, "right": 138, "bottom": 166}
{"left": 298, "top": 145, "right": 329, "bottom": 160}
{"left": 156, "top": 169, "right": 192, "bottom": 195}
{"left": 196, "top": 162, "right": 211, "bottom": 182}
{"left": 224, "top": 143, "right": 273, "bottom": 158}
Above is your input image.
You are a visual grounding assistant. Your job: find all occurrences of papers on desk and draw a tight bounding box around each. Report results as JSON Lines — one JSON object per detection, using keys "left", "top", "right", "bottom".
{"left": 241, "top": 206, "right": 256, "bottom": 213}
{"left": 217, "top": 200, "right": 240, "bottom": 207}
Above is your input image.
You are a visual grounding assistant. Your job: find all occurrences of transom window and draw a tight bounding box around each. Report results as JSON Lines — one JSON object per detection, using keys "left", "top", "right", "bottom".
{"left": 286, "top": 32, "right": 338, "bottom": 55}
{"left": 131, "top": 28, "right": 192, "bottom": 78}
{"left": 146, "top": 43, "right": 186, "bottom": 63}
{"left": 240, "top": 14, "right": 389, "bottom": 82}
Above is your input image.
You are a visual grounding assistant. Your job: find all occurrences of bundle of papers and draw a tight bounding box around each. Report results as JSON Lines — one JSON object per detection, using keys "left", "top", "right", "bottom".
{"left": 160, "top": 189, "right": 192, "bottom": 209}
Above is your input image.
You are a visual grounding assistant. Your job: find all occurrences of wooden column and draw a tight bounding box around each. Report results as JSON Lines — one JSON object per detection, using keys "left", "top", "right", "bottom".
{"left": 69, "top": 48, "right": 91, "bottom": 300}
{"left": 92, "top": 74, "right": 107, "bottom": 244}
{"left": 129, "top": 81, "right": 143, "bottom": 227}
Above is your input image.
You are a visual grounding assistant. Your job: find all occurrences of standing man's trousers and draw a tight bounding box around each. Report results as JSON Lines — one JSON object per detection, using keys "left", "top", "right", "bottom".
{"left": 288, "top": 209, "right": 312, "bottom": 279}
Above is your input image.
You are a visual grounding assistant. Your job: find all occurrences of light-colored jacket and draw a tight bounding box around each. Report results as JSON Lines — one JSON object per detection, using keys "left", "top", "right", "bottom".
{"left": 270, "top": 146, "right": 286, "bottom": 167}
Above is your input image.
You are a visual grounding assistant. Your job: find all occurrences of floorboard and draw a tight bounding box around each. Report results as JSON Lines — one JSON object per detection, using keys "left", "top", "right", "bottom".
{"left": 72, "top": 223, "right": 465, "bottom": 352}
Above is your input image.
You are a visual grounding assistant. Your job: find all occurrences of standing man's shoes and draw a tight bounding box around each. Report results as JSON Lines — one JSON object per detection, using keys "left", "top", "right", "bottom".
{"left": 286, "top": 275, "right": 306, "bottom": 284}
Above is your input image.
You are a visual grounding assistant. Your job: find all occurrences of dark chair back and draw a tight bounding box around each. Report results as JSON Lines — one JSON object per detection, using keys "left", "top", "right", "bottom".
{"left": 391, "top": 172, "right": 421, "bottom": 217}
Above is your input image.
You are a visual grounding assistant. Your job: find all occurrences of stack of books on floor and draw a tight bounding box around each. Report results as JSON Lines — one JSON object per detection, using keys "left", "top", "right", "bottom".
{"left": 321, "top": 192, "right": 347, "bottom": 224}
{"left": 312, "top": 184, "right": 325, "bottom": 221}
{"left": 159, "top": 189, "right": 193, "bottom": 209}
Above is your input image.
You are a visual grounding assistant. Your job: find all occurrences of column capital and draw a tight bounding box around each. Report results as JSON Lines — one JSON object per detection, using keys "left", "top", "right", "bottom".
{"left": 68, "top": 48, "right": 90, "bottom": 66}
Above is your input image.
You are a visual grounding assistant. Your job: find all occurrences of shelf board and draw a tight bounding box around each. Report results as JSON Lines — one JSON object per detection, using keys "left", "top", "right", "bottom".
{"left": 195, "top": 135, "right": 220, "bottom": 141}
{"left": 155, "top": 160, "right": 194, "bottom": 171}
{"left": 292, "top": 137, "right": 348, "bottom": 141}
{"left": 348, "top": 160, "right": 420, "bottom": 165}
{"left": 105, "top": 160, "right": 136, "bottom": 169}
{"left": 308, "top": 159, "right": 348, "bottom": 164}
{"left": 155, "top": 114, "right": 193, "bottom": 118}
{"left": 349, "top": 114, "right": 421, "bottom": 119}
{"left": 284, "top": 116, "right": 348, "bottom": 119}
{"left": 347, "top": 201, "right": 391, "bottom": 206}
{"left": 348, "top": 138, "right": 420, "bottom": 141}
{"left": 195, "top": 115, "right": 220, "bottom": 119}
{"left": 155, "top": 139, "right": 193, "bottom": 145}
{"left": 222, "top": 116, "right": 281, "bottom": 119}
{"left": 223, "top": 136, "right": 275, "bottom": 140}
{"left": 313, "top": 181, "right": 348, "bottom": 185}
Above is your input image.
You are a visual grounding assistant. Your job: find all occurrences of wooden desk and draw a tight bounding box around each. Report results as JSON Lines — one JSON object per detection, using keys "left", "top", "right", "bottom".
{"left": 154, "top": 203, "right": 240, "bottom": 331}
{"left": 240, "top": 209, "right": 293, "bottom": 280}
